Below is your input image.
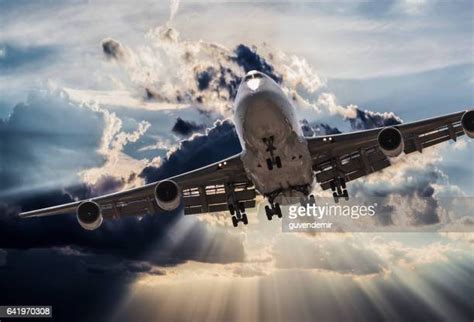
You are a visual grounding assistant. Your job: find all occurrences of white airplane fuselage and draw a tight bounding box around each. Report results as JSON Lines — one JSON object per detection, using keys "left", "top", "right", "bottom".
{"left": 234, "top": 71, "right": 314, "bottom": 204}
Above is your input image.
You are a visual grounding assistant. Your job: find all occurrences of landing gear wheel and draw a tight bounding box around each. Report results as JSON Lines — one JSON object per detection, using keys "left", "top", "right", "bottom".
{"left": 343, "top": 190, "right": 349, "bottom": 201}
{"left": 232, "top": 216, "right": 238, "bottom": 227}
{"left": 265, "top": 205, "right": 273, "bottom": 221}
{"left": 275, "top": 156, "right": 282, "bottom": 168}
{"left": 275, "top": 203, "right": 282, "bottom": 218}
{"left": 333, "top": 192, "right": 339, "bottom": 203}
{"left": 242, "top": 213, "right": 248, "bottom": 225}
{"left": 239, "top": 202, "right": 245, "bottom": 213}
{"left": 330, "top": 177, "right": 350, "bottom": 201}
{"left": 309, "top": 194, "right": 316, "bottom": 205}
{"left": 266, "top": 158, "right": 273, "bottom": 170}
{"left": 265, "top": 203, "right": 282, "bottom": 220}
{"left": 228, "top": 204, "right": 235, "bottom": 216}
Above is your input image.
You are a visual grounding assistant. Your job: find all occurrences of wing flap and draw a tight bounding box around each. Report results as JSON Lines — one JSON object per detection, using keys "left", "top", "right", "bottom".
{"left": 404, "top": 123, "right": 464, "bottom": 154}
{"left": 182, "top": 182, "right": 256, "bottom": 215}
{"left": 316, "top": 147, "right": 390, "bottom": 190}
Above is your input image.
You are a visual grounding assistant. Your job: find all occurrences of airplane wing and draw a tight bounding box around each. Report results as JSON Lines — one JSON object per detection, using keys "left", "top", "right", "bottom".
{"left": 19, "top": 153, "right": 256, "bottom": 219}
{"left": 307, "top": 110, "right": 471, "bottom": 192}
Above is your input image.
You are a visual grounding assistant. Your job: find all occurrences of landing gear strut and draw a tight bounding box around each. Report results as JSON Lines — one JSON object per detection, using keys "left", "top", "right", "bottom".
{"left": 330, "top": 177, "right": 349, "bottom": 203}
{"left": 263, "top": 136, "right": 282, "bottom": 170}
{"left": 300, "top": 194, "right": 316, "bottom": 207}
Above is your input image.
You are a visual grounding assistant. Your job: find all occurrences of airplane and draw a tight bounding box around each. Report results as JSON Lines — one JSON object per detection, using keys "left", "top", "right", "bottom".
{"left": 19, "top": 70, "right": 474, "bottom": 228}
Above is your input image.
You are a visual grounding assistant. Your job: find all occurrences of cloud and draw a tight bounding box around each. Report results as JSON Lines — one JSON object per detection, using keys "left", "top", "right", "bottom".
{"left": 195, "top": 67, "right": 215, "bottom": 91}
{"left": 78, "top": 104, "right": 151, "bottom": 188}
{"left": 348, "top": 146, "right": 469, "bottom": 229}
{"left": 102, "top": 38, "right": 127, "bottom": 61}
{"left": 274, "top": 235, "right": 386, "bottom": 276}
{"left": 169, "top": 0, "right": 180, "bottom": 22}
{"left": 0, "top": 90, "right": 104, "bottom": 198}
{"left": 300, "top": 119, "right": 341, "bottom": 137}
{"left": 349, "top": 107, "right": 402, "bottom": 130}
{"left": 233, "top": 264, "right": 266, "bottom": 278}
{"left": 171, "top": 117, "right": 205, "bottom": 136}
{"left": 231, "top": 44, "right": 282, "bottom": 83}
{"left": 0, "top": 43, "right": 56, "bottom": 74}
{"left": 0, "top": 193, "right": 245, "bottom": 266}
{"left": 140, "top": 119, "right": 241, "bottom": 183}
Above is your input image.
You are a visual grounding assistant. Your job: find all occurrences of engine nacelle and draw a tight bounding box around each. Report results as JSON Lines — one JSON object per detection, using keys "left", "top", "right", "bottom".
{"left": 461, "top": 110, "right": 474, "bottom": 138}
{"left": 377, "top": 127, "right": 404, "bottom": 157}
{"left": 76, "top": 201, "right": 103, "bottom": 231}
{"left": 154, "top": 180, "right": 181, "bottom": 211}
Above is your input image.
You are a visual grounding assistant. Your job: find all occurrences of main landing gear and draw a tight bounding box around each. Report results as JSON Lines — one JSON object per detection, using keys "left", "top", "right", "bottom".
{"left": 265, "top": 202, "right": 282, "bottom": 220}
{"left": 227, "top": 184, "right": 248, "bottom": 227}
{"left": 263, "top": 136, "right": 282, "bottom": 170}
{"left": 330, "top": 177, "right": 349, "bottom": 203}
{"left": 229, "top": 202, "right": 248, "bottom": 227}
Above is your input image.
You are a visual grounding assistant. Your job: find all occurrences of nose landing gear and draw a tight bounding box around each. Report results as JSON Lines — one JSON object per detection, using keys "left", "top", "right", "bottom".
{"left": 263, "top": 136, "right": 282, "bottom": 170}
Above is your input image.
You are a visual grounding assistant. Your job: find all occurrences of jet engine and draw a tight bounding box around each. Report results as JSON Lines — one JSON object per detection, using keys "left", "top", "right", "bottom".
{"left": 154, "top": 180, "right": 181, "bottom": 211}
{"left": 461, "top": 110, "right": 474, "bottom": 138}
{"left": 377, "top": 127, "right": 404, "bottom": 157}
{"left": 76, "top": 201, "right": 103, "bottom": 230}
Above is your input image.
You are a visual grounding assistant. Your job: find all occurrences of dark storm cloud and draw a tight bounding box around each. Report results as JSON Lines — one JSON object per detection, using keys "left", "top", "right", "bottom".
{"left": 349, "top": 108, "right": 402, "bottom": 130}
{"left": 196, "top": 67, "right": 215, "bottom": 91}
{"left": 231, "top": 44, "right": 282, "bottom": 84}
{"left": 193, "top": 65, "right": 242, "bottom": 101}
{"left": 171, "top": 117, "right": 206, "bottom": 136}
{"left": 102, "top": 38, "right": 126, "bottom": 61}
{"left": 0, "top": 43, "right": 56, "bottom": 74}
{"left": 188, "top": 44, "right": 284, "bottom": 102}
{"left": 0, "top": 190, "right": 245, "bottom": 266}
{"left": 141, "top": 119, "right": 241, "bottom": 183}
{"left": 0, "top": 91, "right": 104, "bottom": 197}
{"left": 0, "top": 248, "right": 136, "bottom": 322}
{"left": 216, "top": 65, "right": 242, "bottom": 100}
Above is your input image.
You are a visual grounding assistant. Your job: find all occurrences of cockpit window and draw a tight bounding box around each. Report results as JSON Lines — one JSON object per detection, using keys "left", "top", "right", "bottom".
{"left": 244, "top": 72, "right": 263, "bottom": 81}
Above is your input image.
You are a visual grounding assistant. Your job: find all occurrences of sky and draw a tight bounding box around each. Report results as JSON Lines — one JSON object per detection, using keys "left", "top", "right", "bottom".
{"left": 0, "top": 1, "right": 473, "bottom": 321}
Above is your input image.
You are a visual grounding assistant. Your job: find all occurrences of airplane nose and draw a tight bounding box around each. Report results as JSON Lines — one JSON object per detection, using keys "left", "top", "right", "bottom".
{"left": 243, "top": 70, "right": 265, "bottom": 91}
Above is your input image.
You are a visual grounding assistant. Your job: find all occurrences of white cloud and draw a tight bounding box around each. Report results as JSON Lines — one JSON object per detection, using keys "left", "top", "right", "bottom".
{"left": 79, "top": 102, "right": 150, "bottom": 188}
